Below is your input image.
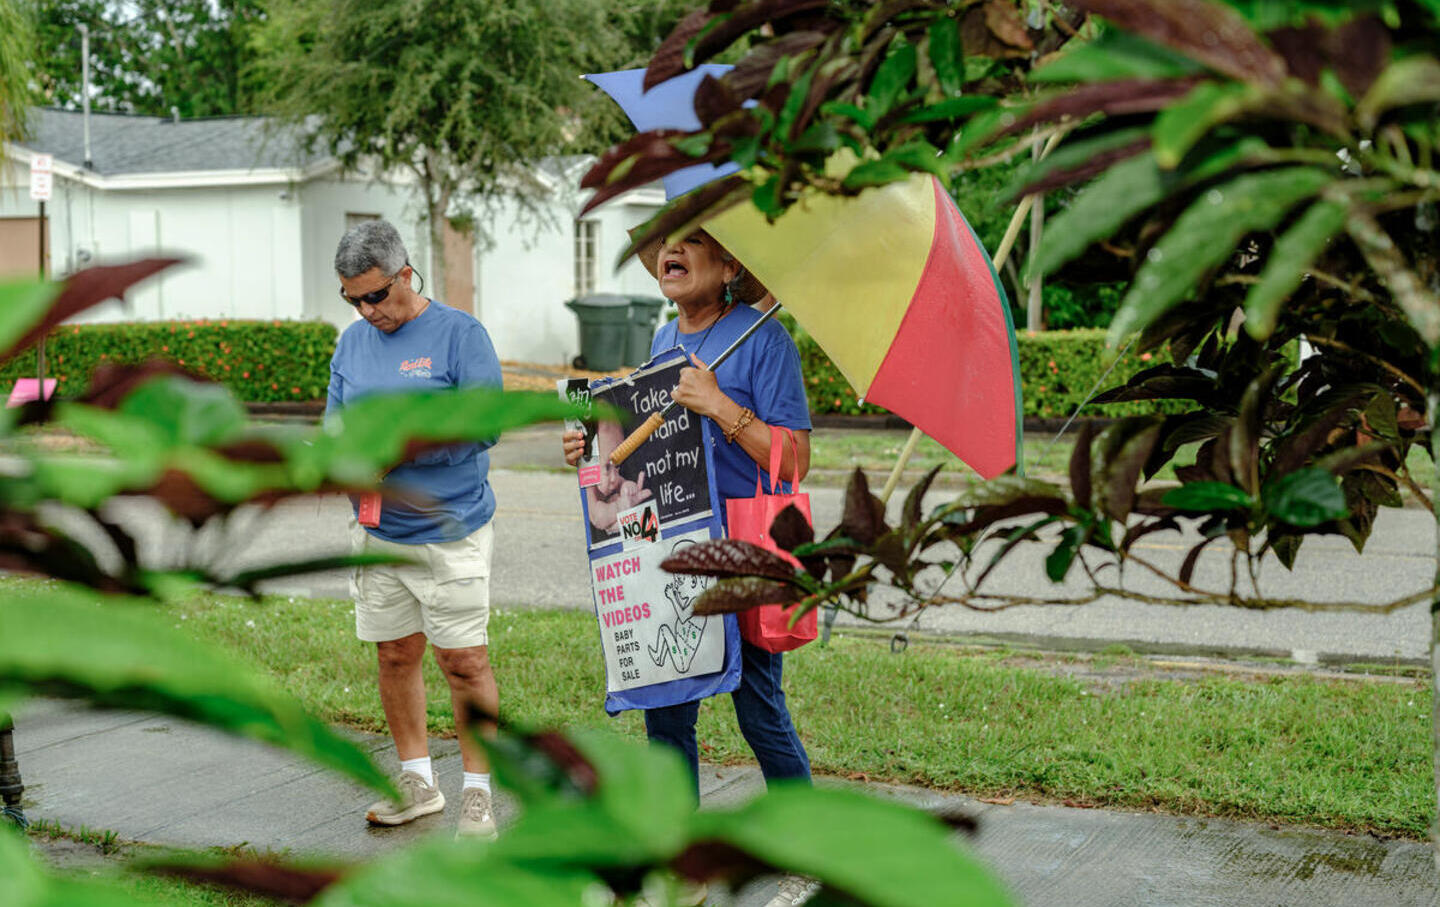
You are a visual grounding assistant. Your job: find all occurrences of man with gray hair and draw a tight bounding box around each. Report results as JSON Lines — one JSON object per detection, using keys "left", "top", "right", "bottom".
{"left": 326, "top": 219, "right": 502, "bottom": 839}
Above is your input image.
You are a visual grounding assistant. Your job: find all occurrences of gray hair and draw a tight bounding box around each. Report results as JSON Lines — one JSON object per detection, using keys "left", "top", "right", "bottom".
{"left": 334, "top": 220, "right": 408, "bottom": 278}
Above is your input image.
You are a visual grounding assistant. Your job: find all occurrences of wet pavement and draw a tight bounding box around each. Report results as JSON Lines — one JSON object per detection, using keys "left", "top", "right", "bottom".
{"left": 12, "top": 697, "right": 1436, "bottom": 906}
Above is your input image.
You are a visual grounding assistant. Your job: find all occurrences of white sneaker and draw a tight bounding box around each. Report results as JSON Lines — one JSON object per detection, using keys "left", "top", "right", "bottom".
{"left": 765, "top": 874, "right": 820, "bottom": 906}
{"left": 635, "top": 878, "right": 708, "bottom": 906}
{"left": 456, "top": 786, "right": 498, "bottom": 840}
{"left": 364, "top": 770, "right": 444, "bottom": 826}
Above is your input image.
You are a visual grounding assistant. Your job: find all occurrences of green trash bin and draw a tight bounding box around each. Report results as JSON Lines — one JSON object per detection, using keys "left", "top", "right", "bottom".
{"left": 565, "top": 294, "right": 631, "bottom": 371}
{"left": 626, "top": 296, "right": 667, "bottom": 366}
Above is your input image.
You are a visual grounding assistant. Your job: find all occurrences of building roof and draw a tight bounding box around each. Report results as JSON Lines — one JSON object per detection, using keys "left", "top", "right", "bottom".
{"left": 16, "top": 108, "right": 331, "bottom": 177}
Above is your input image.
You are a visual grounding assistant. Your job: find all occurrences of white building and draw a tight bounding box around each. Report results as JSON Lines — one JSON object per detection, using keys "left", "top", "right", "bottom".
{"left": 0, "top": 109, "right": 666, "bottom": 364}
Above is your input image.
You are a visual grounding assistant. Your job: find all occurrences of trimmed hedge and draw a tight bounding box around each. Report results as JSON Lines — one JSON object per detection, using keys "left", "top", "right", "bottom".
{"left": 13, "top": 316, "right": 1181, "bottom": 418}
{"left": 2, "top": 319, "right": 337, "bottom": 403}
{"left": 790, "top": 317, "right": 1181, "bottom": 419}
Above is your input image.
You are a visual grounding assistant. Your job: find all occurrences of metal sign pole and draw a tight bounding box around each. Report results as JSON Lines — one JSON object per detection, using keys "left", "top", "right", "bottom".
{"left": 37, "top": 199, "right": 46, "bottom": 387}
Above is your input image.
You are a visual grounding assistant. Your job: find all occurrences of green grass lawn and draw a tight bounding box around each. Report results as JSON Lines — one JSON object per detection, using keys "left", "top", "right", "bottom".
{"left": 164, "top": 592, "right": 1431, "bottom": 839}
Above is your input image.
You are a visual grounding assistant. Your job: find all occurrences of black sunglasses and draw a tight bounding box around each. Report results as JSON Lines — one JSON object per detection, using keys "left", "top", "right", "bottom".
{"left": 340, "top": 264, "right": 407, "bottom": 308}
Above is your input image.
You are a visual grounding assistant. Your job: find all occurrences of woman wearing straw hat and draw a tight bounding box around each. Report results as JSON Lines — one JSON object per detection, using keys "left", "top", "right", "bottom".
{"left": 562, "top": 230, "right": 814, "bottom": 799}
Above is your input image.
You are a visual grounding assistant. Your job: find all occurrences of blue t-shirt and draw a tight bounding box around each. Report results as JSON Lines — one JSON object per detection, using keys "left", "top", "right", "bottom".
{"left": 652, "top": 305, "right": 811, "bottom": 508}
{"left": 326, "top": 301, "right": 502, "bottom": 544}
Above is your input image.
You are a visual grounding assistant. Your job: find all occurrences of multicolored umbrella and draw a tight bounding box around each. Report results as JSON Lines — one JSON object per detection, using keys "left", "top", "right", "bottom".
{"left": 585, "top": 69, "right": 1022, "bottom": 480}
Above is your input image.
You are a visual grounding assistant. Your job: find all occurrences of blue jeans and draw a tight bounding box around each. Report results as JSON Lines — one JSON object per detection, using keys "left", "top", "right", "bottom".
{"left": 644, "top": 639, "right": 811, "bottom": 801}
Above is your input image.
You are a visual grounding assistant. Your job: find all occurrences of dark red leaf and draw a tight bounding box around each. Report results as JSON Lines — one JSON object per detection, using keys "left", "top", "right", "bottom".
{"left": 768, "top": 503, "right": 814, "bottom": 551}
{"left": 1014, "top": 136, "right": 1150, "bottom": 196}
{"left": 1074, "top": 0, "right": 1287, "bottom": 86}
{"left": 661, "top": 538, "right": 797, "bottom": 581}
{"left": 984, "top": 0, "right": 1033, "bottom": 51}
{"left": 1096, "top": 417, "right": 1163, "bottom": 521}
{"left": 694, "top": 74, "right": 745, "bottom": 125}
{"left": 0, "top": 512, "right": 129, "bottom": 593}
{"left": 580, "top": 129, "right": 740, "bottom": 214}
{"left": 646, "top": 8, "right": 717, "bottom": 88}
{"left": 901, "top": 464, "right": 944, "bottom": 533}
{"left": 2, "top": 259, "right": 183, "bottom": 364}
{"left": 692, "top": 577, "right": 799, "bottom": 615}
{"left": 524, "top": 730, "right": 599, "bottom": 795}
{"left": 1267, "top": 23, "right": 1326, "bottom": 85}
{"left": 614, "top": 175, "right": 752, "bottom": 263}
{"left": 961, "top": 6, "right": 1028, "bottom": 59}
{"left": 1132, "top": 487, "right": 1180, "bottom": 517}
{"left": 1120, "top": 515, "right": 1180, "bottom": 550}
{"left": 1327, "top": 16, "right": 1390, "bottom": 99}
{"left": 943, "top": 496, "right": 1069, "bottom": 536}
{"left": 151, "top": 860, "right": 344, "bottom": 903}
{"left": 146, "top": 469, "right": 232, "bottom": 526}
{"left": 80, "top": 360, "right": 199, "bottom": 409}
{"left": 841, "top": 468, "right": 887, "bottom": 545}
{"left": 1070, "top": 420, "right": 1094, "bottom": 510}
{"left": 645, "top": 0, "right": 834, "bottom": 90}
{"left": 1178, "top": 535, "right": 1218, "bottom": 586}
{"left": 716, "top": 29, "right": 838, "bottom": 111}
{"left": 1000, "top": 77, "right": 1204, "bottom": 138}
{"left": 89, "top": 510, "right": 139, "bottom": 569}
{"left": 672, "top": 840, "right": 772, "bottom": 885}
{"left": 1269, "top": 391, "right": 1364, "bottom": 478}
{"left": 216, "top": 439, "right": 286, "bottom": 464}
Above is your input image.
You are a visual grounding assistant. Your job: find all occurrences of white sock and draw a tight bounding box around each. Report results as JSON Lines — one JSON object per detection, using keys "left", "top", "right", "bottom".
{"left": 400, "top": 756, "right": 433, "bottom": 786}
{"left": 462, "top": 771, "right": 491, "bottom": 793}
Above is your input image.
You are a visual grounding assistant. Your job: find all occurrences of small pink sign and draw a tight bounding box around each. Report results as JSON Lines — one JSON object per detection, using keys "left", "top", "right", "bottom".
{"left": 7, "top": 378, "right": 56, "bottom": 408}
{"left": 578, "top": 463, "right": 603, "bottom": 488}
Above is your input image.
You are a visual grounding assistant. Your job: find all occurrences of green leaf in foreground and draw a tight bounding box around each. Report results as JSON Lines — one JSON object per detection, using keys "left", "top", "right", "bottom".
{"left": 0, "top": 829, "right": 145, "bottom": 907}
{"left": 119, "top": 376, "right": 248, "bottom": 447}
{"left": 0, "top": 279, "right": 62, "bottom": 363}
{"left": 0, "top": 584, "right": 391, "bottom": 795}
{"left": 1108, "top": 167, "right": 1332, "bottom": 345}
{"left": 692, "top": 785, "right": 1014, "bottom": 907}
{"left": 1163, "top": 482, "right": 1254, "bottom": 512}
{"left": 1263, "top": 468, "right": 1349, "bottom": 527}
{"left": 309, "top": 388, "right": 592, "bottom": 486}
{"left": 1151, "top": 82, "right": 1254, "bottom": 169}
{"left": 1244, "top": 199, "right": 1349, "bottom": 339}
{"left": 1029, "top": 29, "right": 1204, "bottom": 84}
{"left": 1031, "top": 138, "right": 1264, "bottom": 279}
{"left": 927, "top": 16, "right": 964, "bottom": 96}
{"left": 315, "top": 837, "right": 598, "bottom": 907}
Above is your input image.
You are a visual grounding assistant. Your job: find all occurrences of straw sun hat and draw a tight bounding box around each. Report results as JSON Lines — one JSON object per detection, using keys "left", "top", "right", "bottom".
{"left": 631, "top": 226, "right": 770, "bottom": 305}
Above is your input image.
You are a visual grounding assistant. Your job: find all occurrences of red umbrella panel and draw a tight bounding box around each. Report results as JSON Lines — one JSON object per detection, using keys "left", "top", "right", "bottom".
{"left": 705, "top": 173, "right": 1022, "bottom": 479}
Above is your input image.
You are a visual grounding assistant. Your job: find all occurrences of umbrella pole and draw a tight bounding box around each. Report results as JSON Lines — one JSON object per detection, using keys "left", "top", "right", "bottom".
{"left": 876, "top": 131, "right": 1066, "bottom": 505}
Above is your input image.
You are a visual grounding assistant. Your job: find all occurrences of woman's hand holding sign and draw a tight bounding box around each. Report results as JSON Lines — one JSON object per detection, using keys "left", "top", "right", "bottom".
{"left": 671, "top": 354, "right": 725, "bottom": 419}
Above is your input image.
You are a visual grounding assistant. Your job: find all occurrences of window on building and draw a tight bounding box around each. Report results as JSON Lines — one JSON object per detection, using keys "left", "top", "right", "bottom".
{"left": 574, "top": 219, "right": 598, "bottom": 297}
{"left": 346, "top": 212, "right": 381, "bottom": 232}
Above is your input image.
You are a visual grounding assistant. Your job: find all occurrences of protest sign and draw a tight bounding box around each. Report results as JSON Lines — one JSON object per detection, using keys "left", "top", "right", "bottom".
{"left": 568, "top": 347, "right": 740, "bottom": 714}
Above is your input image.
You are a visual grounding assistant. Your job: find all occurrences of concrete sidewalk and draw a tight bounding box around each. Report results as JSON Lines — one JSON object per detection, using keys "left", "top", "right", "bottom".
{"left": 12, "top": 698, "right": 1435, "bottom": 906}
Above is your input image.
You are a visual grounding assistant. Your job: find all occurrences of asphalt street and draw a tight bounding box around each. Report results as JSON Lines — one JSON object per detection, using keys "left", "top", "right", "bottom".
{"left": 41, "top": 425, "right": 1436, "bottom": 663}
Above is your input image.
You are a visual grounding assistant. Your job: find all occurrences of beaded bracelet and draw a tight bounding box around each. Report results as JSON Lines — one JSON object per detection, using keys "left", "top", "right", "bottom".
{"left": 724, "top": 406, "right": 756, "bottom": 443}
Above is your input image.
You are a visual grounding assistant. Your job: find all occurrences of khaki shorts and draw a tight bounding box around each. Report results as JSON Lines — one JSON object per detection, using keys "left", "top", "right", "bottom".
{"left": 348, "top": 521, "right": 494, "bottom": 649}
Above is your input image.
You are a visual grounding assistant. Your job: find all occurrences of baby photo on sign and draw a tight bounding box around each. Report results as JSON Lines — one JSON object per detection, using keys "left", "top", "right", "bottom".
{"left": 586, "top": 350, "right": 715, "bottom": 550}
{"left": 583, "top": 420, "right": 655, "bottom": 545}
